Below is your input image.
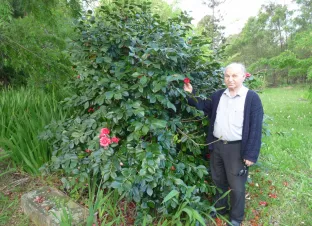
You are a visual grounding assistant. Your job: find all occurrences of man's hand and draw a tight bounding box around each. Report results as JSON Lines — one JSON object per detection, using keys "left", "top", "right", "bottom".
{"left": 184, "top": 83, "right": 193, "bottom": 93}
{"left": 244, "top": 159, "right": 254, "bottom": 167}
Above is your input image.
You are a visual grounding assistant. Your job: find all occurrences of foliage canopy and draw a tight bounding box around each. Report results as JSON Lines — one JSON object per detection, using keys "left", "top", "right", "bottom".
{"left": 41, "top": 0, "right": 223, "bottom": 222}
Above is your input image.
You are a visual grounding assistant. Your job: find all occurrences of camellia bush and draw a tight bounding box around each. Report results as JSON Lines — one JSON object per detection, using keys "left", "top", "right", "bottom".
{"left": 41, "top": 0, "right": 224, "bottom": 223}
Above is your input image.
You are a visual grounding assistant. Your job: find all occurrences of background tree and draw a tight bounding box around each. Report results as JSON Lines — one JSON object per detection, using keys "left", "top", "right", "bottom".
{"left": 197, "top": 14, "right": 225, "bottom": 49}
{"left": 201, "top": 0, "right": 226, "bottom": 49}
{"left": 0, "top": 0, "right": 82, "bottom": 89}
{"left": 293, "top": 0, "right": 312, "bottom": 31}
{"left": 224, "top": 1, "right": 312, "bottom": 86}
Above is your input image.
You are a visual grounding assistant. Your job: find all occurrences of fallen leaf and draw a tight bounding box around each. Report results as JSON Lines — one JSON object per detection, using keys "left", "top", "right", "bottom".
{"left": 269, "top": 185, "right": 276, "bottom": 190}
{"left": 259, "top": 201, "right": 268, "bottom": 206}
{"left": 215, "top": 218, "right": 224, "bottom": 226}
{"left": 268, "top": 193, "right": 277, "bottom": 198}
{"left": 245, "top": 192, "right": 251, "bottom": 200}
{"left": 34, "top": 196, "right": 44, "bottom": 204}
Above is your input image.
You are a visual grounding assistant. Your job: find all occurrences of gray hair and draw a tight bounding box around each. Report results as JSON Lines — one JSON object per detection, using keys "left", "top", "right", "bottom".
{"left": 224, "top": 63, "right": 246, "bottom": 75}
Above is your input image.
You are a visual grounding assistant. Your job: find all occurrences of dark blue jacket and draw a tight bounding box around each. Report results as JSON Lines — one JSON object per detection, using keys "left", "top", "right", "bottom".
{"left": 188, "top": 89, "right": 264, "bottom": 163}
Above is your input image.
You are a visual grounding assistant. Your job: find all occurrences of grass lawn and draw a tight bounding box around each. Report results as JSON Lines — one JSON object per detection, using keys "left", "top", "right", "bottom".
{"left": 1, "top": 85, "right": 311, "bottom": 225}
{"left": 242, "top": 86, "right": 312, "bottom": 226}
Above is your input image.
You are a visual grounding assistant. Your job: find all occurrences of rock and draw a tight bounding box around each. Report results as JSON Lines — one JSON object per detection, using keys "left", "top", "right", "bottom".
{"left": 21, "top": 186, "right": 89, "bottom": 226}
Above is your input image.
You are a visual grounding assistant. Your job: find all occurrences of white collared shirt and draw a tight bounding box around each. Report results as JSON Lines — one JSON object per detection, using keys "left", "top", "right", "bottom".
{"left": 213, "top": 86, "right": 249, "bottom": 141}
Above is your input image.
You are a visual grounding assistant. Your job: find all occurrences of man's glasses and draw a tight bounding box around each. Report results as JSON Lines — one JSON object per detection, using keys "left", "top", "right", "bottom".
{"left": 237, "top": 164, "right": 248, "bottom": 176}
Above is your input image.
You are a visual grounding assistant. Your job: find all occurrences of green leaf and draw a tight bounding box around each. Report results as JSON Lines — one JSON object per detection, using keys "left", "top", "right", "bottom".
{"left": 114, "top": 93, "right": 122, "bottom": 100}
{"left": 166, "top": 101, "right": 176, "bottom": 112}
{"left": 181, "top": 207, "right": 193, "bottom": 222}
{"left": 132, "top": 101, "right": 141, "bottom": 108}
{"left": 71, "top": 132, "right": 82, "bottom": 138}
{"left": 140, "top": 76, "right": 148, "bottom": 85}
{"left": 132, "top": 72, "right": 141, "bottom": 77}
{"left": 149, "top": 95, "right": 156, "bottom": 103}
{"left": 134, "top": 122, "right": 143, "bottom": 131}
{"left": 84, "top": 101, "right": 89, "bottom": 109}
{"left": 147, "top": 200, "right": 155, "bottom": 208}
{"left": 150, "top": 119, "right": 167, "bottom": 129}
{"left": 170, "top": 56, "right": 178, "bottom": 63}
{"left": 191, "top": 209, "right": 206, "bottom": 226}
{"left": 142, "top": 125, "right": 149, "bottom": 135}
{"left": 105, "top": 91, "right": 114, "bottom": 99}
{"left": 153, "top": 64, "right": 161, "bottom": 69}
{"left": 162, "top": 190, "right": 179, "bottom": 203}
{"left": 103, "top": 56, "right": 112, "bottom": 63}
{"left": 174, "top": 178, "right": 185, "bottom": 186}
{"left": 213, "top": 190, "right": 231, "bottom": 206}
{"left": 96, "top": 57, "right": 103, "bottom": 64}
{"left": 166, "top": 74, "right": 184, "bottom": 82}
{"left": 110, "top": 181, "right": 121, "bottom": 189}
{"left": 152, "top": 82, "right": 163, "bottom": 93}
{"left": 147, "top": 186, "right": 153, "bottom": 196}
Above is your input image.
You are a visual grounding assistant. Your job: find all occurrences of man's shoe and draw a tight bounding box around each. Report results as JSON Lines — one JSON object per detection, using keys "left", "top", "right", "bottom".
{"left": 227, "top": 219, "right": 240, "bottom": 226}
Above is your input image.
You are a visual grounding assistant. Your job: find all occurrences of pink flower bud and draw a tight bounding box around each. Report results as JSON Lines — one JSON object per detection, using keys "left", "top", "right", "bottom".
{"left": 111, "top": 137, "right": 120, "bottom": 143}
{"left": 85, "top": 149, "right": 92, "bottom": 153}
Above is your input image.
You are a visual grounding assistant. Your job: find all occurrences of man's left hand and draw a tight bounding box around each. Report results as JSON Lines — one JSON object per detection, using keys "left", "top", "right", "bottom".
{"left": 243, "top": 159, "right": 254, "bottom": 167}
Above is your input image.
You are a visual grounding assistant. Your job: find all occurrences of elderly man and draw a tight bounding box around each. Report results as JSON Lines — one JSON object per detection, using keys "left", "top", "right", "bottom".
{"left": 184, "top": 63, "right": 263, "bottom": 226}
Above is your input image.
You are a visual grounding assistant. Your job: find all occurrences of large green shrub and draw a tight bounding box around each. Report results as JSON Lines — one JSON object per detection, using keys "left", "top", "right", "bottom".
{"left": 41, "top": 1, "right": 223, "bottom": 222}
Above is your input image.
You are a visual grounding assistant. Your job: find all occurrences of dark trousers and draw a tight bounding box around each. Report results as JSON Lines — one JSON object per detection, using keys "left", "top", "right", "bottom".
{"left": 210, "top": 140, "right": 247, "bottom": 223}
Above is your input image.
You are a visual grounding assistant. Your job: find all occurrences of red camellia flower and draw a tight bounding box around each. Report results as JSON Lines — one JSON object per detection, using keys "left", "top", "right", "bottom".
{"left": 100, "top": 128, "right": 110, "bottom": 137}
{"left": 77, "top": 75, "right": 80, "bottom": 79}
{"left": 111, "top": 137, "right": 120, "bottom": 143}
{"left": 245, "top": 73, "right": 251, "bottom": 78}
{"left": 88, "top": 107, "right": 94, "bottom": 113}
{"left": 85, "top": 149, "right": 92, "bottom": 153}
{"left": 184, "top": 78, "right": 190, "bottom": 84}
{"left": 206, "top": 153, "right": 210, "bottom": 159}
{"left": 100, "top": 136, "right": 111, "bottom": 147}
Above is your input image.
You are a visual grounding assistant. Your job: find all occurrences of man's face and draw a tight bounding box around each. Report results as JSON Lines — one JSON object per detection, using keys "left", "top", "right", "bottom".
{"left": 224, "top": 66, "right": 245, "bottom": 91}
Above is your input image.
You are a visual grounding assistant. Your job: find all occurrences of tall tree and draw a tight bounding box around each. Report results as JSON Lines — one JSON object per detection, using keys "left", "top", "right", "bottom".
{"left": 201, "top": 0, "right": 226, "bottom": 49}
{"left": 260, "top": 3, "right": 293, "bottom": 51}
{"left": 294, "top": 0, "right": 312, "bottom": 30}
{"left": 224, "top": 15, "right": 277, "bottom": 66}
{"left": 197, "top": 14, "right": 225, "bottom": 48}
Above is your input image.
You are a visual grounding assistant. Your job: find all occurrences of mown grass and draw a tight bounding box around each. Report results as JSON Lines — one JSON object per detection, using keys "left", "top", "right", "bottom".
{"left": 243, "top": 85, "right": 312, "bottom": 226}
